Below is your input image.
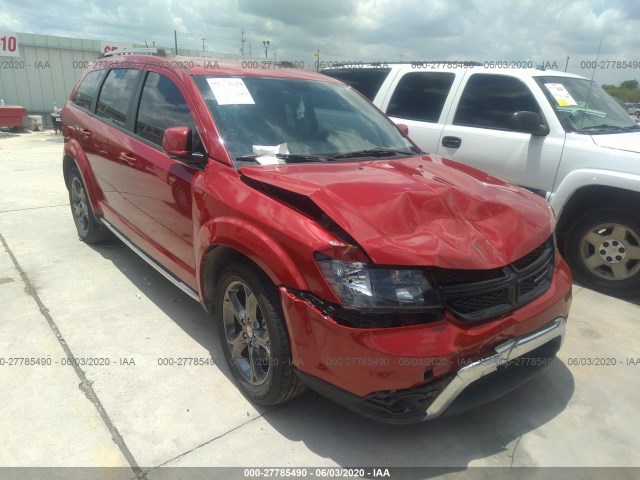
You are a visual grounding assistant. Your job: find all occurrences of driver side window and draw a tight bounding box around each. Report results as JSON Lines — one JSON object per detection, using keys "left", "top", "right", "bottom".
{"left": 454, "top": 74, "right": 541, "bottom": 131}
{"left": 135, "top": 72, "right": 195, "bottom": 146}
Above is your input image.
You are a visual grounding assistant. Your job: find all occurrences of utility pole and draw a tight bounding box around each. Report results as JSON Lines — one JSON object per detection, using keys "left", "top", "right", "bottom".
{"left": 399, "top": 53, "right": 403, "bottom": 61}
{"left": 241, "top": 29, "right": 246, "bottom": 56}
{"left": 274, "top": 44, "right": 277, "bottom": 59}
{"left": 249, "top": 43, "right": 252, "bottom": 56}
{"left": 263, "top": 40, "right": 270, "bottom": 59}
{"left": 174, "top": 30, "right": 178, "bottom": 54}
{"left": 314, "top": 49, "right": 320, "bottom": 71}
{"left": 201, "top": 37, "right": 205, "bottom": 52}
{"left": 564, "top": 56, "right": 570, "bottom": 72}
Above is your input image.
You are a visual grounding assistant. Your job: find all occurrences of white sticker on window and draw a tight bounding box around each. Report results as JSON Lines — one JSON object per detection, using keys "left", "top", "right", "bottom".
{"left": 207, "top": 78, "right": 255, "bottom": 105}
{"left": 545, "top": 83, "right": 578, "bottom": 107}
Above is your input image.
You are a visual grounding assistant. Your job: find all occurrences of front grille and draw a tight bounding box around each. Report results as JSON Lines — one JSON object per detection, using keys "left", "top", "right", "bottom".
{"left": 431, "top": 235, "right": 555, "bottom": 321}
{"left": 512, "top": 241, "right": 549, "bottom": 271}
{"left": 446, "top": 289, "right": 511, "bottom": 315}
{"left": 434, "top": 266, "right": 507, "bottom": 286}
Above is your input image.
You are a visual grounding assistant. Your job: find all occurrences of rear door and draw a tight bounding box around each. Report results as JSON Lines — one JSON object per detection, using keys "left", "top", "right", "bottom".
{"left": 90, "top": 68, "right": 143, "bottom": 215}
{"left": 379, "top": 70, "right": 463, "bottom": 154}
{"left": 118, "top": 69, "right": 201, "bottom": 286}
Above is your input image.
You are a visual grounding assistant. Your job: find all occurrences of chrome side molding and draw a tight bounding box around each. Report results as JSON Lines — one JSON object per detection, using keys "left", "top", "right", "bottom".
{"left": 100, "top": 218, "right": 200, "bottom": 302}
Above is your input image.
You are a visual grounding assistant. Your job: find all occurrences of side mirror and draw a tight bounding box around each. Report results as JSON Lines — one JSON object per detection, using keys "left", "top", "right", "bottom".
{"left": 162, "top": 126, "right": 191, "bottom": 158}
{"left": 509, "top": 111, "right": 550, "bottom": 136}
{"left": 396, "top": 123, "right": 409, "bottom": 136}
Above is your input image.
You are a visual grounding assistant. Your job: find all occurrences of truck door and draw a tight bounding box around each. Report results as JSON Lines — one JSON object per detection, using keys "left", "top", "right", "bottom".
{"left": 382, "top": 70, "right": 463, "bottom": 155}
{"left": 435, "top": 73, "right": 565, "bottom": 195}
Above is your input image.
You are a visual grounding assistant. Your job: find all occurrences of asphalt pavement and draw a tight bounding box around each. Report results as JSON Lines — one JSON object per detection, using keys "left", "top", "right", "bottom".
{"left": 1, "top": 131, "right": 639, "bottom": 480}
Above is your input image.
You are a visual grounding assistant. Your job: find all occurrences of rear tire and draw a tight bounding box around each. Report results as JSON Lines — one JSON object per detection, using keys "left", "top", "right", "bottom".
{"left": 68, "top": 167, "right": 110, "bottom": 244}
{"left": 215, "top": 262, "right": 306, "bottom": 405}
{"left": 563, "top": 208, "right": 640, "bottom": 297}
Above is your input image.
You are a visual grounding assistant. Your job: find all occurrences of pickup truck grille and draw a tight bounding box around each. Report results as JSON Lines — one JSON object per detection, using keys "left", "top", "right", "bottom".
{"left": 431, "top": 236, "right": 555, "bottom": 321}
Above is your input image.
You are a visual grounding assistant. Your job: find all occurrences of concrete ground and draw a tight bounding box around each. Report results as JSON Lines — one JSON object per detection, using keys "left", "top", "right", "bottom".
{"left": 1, "top": 131, "right": 639, "bottom": 479}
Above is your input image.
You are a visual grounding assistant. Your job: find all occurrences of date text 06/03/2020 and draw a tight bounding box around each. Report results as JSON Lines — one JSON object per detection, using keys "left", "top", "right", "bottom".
{"left": 243, "top": 468, "right": 391, "bottom": 478}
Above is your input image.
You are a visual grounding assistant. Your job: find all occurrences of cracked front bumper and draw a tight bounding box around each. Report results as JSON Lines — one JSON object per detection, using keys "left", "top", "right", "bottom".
{"left": 296, "top": 316, "right": 566, "bottom": 424}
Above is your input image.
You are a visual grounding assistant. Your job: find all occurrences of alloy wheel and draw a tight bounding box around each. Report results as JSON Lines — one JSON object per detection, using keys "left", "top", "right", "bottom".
{"left": 222, "top": 280, "right": 271, "bottom": 385}
{"left": 70, "top": 177, "right": 90, "bottom": 236}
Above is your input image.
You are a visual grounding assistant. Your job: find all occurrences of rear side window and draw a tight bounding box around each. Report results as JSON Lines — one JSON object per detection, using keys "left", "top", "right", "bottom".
{"left": 95, "top": 69, "right": 140, "bottom": 128}
{"left": 454, "top": 74, "right": 540, "bottom": 130}
{"left": 72, "top": 70, "right": 106, "bottom": 110}
{"left": 320, "top": 68, "right": 391, "bottom": 100}
{"left": 135, "top": 72, "right": 194, "bottom": 146}
{"left": 387, "top": 72, "right": 455, "bottom": 122}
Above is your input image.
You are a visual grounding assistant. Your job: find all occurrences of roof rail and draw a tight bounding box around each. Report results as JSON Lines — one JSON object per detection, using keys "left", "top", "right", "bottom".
{"left": 324, "top": 60, "right": 483, "bottom": 68}
{"left": 387, "top": 60, "right": 482, "bottom": 65}
{"left": 99, "top": 47, "right": 167, "bottom": 58}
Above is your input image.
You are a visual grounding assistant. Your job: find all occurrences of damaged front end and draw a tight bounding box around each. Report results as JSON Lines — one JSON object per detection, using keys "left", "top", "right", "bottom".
{"left": 219, "top": 123, "right": 576, "bottom": 424}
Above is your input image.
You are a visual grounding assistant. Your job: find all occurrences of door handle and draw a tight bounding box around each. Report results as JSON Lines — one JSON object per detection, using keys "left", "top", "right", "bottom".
{"left": 119, "top": 152, "right": 138, "bottom": 166}
{"left": 441, "top": 136, "right": 462, "bottom": 149}
{"left": 79, "top": 128, "right": 92, "bottom": 139}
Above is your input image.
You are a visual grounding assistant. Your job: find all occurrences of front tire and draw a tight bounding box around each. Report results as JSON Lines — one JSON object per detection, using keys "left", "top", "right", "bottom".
{"left": 68, "top": 167, "right": 110, "bottom": 243}
{"left": 563, "top": 208, "right": 640, "bottom": 297}
{"left": 215, "top": 262, "right": 306, "bottom": 405}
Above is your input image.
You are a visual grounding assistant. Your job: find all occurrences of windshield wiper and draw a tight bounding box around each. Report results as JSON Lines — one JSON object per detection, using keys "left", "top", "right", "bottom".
{"left": 332, "top": 148, "right": 415, "bottom": 160}
{"left": 277, "top": 153, "right": 335, "bottom": 163}
{"left": 577, "top": 124, "right": 639, "bottom": 133}
{"left": 236, "top": 153, "right": 334, "bottom": 164}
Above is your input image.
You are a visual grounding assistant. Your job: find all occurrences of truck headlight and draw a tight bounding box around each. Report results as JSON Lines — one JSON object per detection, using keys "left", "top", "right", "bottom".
{"left": 316, "top": 257, "right": 442, "bottom": 310}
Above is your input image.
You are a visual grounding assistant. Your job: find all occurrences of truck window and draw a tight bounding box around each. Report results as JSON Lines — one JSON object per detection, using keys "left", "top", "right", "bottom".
{"left": 387, "top": 72, "right": 455, "bottom": 122}
{"left": 135, "top": 72, "right": 194, "bottom": 146}
{"left": 320, "top": 68, "right": 391, "bottom": 100}
{"left": 454, "top": 74, "right": 540, "bottom": 130}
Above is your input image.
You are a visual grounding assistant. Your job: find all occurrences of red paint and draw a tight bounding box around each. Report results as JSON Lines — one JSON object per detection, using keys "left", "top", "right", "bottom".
{"left": 240, "top": 155, "right": 554, "bottom": 268}
{"left": 62, "top": 54, "right": 573, "bottom": 406}
{"left": 281, "top": 257, "right": 571, "bottom": 397}
{"left": 0, "top": 105, "right": 27, "bottom": 128}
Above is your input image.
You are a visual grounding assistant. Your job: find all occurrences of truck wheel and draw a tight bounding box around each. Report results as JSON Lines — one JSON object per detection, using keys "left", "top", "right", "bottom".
{"left": 68, "top": 168, "right": 110, "bottom": 243}
{"left": 564, "top": 208, "right": 640, "bottom": 297}
{"left": 215, "top": 262, "right": 306, "bottom": 405}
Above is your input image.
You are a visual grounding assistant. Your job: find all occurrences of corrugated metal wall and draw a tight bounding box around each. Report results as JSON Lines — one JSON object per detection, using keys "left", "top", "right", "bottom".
{"left": 0, "top": 33, "right": 101, "bottom": 123}
{"left": 0, "top": 33, "right": 244, "bottom": 127}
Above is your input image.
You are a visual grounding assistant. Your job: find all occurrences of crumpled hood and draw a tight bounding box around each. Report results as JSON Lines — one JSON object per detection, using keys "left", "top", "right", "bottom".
{"left": 591, "top": 132, "right": 640, "bottom": 154}
{"left": 240, "top": 155, "right": 554, "bottom": 269}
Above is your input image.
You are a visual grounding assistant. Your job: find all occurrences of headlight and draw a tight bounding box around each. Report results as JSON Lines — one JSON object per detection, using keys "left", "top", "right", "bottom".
{"left": 316, "top": 257, "right": 442, "bottom": 310}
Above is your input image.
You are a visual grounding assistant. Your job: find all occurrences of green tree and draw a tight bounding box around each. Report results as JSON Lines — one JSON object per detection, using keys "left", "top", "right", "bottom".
{"left": 620, "top": 79, "right": 639, "bottom": 90}
{"left": 602, "top": 80, "right": 640, "bottom": 103}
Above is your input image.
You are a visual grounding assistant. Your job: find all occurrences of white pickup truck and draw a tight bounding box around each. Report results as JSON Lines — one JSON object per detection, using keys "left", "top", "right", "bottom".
{"left": 322, "top": 64, "right": 640, "bottom": 296}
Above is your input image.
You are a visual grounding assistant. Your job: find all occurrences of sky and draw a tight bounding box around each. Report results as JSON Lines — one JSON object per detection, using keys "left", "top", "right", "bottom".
{"left": 1, "top": 0, "right": 640, "bottom": 85}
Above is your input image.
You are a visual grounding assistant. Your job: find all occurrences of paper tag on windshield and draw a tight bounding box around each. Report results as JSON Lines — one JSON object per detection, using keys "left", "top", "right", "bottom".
{"left": 545, "top": 83, "right": 578, "bottom": 106}
{"left": 207, "top": 78, "right": 255, "bottom": 105}
{"left": 252, "top": 143, "right": 288, "bottom": 165}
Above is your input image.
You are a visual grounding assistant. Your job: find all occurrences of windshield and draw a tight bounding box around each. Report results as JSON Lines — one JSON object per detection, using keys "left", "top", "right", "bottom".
{"left": 535, "top": 76, "right": 638, "bottom": 134}
{"left": 194, "top": 75, "right": 418, "bottom": 166}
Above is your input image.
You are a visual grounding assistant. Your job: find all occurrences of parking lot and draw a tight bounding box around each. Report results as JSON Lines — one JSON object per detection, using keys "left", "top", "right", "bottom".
{"left": 1, "top": 131, "right": 639, "bottom": 479}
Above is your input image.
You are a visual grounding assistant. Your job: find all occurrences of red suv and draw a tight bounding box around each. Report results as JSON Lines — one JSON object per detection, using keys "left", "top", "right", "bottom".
{"left": 62, "top": 52, "right": 572, "bottom": 423}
